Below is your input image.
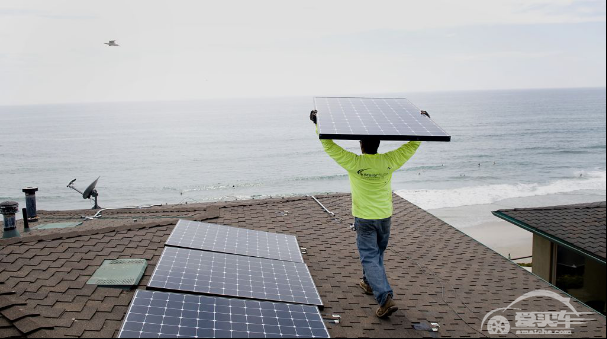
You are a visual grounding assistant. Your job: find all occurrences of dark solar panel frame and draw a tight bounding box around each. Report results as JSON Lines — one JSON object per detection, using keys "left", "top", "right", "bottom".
{"left": 315, "top": 97, "right": 451, "bottom": 142}
{"left": 166, "top": 220, "right": 304, "bottom": 263}
{"left": 118, "top": 290, "right": 330, "bottom": 338}
{"left": 148, "top": 247, "right": 323, "bottom": 307}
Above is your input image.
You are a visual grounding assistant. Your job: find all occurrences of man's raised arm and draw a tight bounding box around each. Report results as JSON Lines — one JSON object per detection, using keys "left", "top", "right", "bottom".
{"left": 311, "top": 110, "right": 358, "bottom": 172}
{"left": 384, "top": 141, "right": 421, "bottom": 170}
{"left": 384, "top": 110, "right": 428, "bottom": 169}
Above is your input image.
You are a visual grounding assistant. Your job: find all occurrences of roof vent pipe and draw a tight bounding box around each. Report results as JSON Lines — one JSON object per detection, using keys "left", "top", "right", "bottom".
{"left": 1, "top": 201, "right": 20, "bottom": 239}
{"left": 22, "top": 208, "right": 30, "bottom": 232}
{"left": 22, "top": 187, "right": 39, "bottom": 222}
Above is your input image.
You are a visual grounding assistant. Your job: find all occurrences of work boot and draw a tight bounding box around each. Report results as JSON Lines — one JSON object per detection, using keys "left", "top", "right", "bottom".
{"left": 376, "top": 295, "right": 398, "bottom": 318}
{"left": 359, "top": 280, "right": 373, "bottom": 295}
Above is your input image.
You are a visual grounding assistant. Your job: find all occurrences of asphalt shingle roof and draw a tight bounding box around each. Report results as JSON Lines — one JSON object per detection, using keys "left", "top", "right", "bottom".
{"left": 494, "top": 202, "right": 606, "bottom": 261}
{"left": 0, "top": 195, "right": 605, "bottom": 338}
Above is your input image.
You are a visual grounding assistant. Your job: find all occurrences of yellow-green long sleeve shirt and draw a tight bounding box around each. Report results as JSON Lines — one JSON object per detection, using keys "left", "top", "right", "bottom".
{"left": 318, "top": 131, "right": 421, "bottom": 219}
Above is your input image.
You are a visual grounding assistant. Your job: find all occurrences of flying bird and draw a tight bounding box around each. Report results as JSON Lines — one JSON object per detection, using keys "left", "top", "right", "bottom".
{"left": 104, "top": 40, "right": 119, "bottom": 46}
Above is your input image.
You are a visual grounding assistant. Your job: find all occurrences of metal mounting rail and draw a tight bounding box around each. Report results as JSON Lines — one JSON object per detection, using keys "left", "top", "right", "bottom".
{"left": 308, "top": 195, "right": 335, "bottom": 216}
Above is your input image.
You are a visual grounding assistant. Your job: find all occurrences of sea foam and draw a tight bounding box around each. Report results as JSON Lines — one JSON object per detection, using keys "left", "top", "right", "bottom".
{"left": 396, "top": 171, "right": 606, "bottom": 210}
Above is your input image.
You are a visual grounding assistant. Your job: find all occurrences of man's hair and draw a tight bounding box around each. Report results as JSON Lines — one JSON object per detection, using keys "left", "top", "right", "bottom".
{"left": 360, "top": 138, "right": 380, "bottom": 154}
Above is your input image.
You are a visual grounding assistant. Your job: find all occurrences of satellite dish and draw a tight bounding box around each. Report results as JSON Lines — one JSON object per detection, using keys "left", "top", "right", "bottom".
{"left": 83, "top": 177, "right": 100, "bottom": 199}
{"left": 67, "top": 176, "right": 102, "bottom": 209}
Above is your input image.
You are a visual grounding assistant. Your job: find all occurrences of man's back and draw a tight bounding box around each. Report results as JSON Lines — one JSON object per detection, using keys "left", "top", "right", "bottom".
{"left": 319, "top": 138, "right": 421, "bottom": 219}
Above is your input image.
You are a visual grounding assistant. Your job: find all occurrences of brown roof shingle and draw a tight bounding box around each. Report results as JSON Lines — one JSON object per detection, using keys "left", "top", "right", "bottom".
{"left": 0, "top": 195, "right": 605, "bottom": 338}
{"left": 494, "top": 202, "right": 606, "bottom": 261}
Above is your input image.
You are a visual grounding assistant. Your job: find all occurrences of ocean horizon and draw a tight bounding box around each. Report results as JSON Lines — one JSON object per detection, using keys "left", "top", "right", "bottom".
{"left": 1, "top": 87, "right": 605, "bottom": 226}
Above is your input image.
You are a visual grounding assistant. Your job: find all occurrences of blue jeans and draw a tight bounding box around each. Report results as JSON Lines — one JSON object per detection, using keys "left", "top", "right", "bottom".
{"left": 355, "top": 216, "right": 393, "bottom": 306}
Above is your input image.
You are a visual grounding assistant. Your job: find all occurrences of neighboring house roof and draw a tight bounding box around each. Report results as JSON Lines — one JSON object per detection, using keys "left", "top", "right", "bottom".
{"left": 493, "top": 202, "right": 606, "bottom": 263}
{"left": 0, "top": 194, "right": 605, "bottom": 338}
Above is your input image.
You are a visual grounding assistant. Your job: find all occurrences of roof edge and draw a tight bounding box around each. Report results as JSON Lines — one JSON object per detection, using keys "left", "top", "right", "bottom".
{"left": 495, "top": 201, "right": 606, "bottom": 213}
{"left": 492, "top": 211, "right": 606, "bottom": 265}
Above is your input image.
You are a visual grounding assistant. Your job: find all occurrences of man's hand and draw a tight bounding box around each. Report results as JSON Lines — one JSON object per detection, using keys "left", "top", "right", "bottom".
{"left": 310, "top": 110, "right": 318, "bottom": 124}
{"left": 421, "top": 110, "right": 431, "bottom": 118}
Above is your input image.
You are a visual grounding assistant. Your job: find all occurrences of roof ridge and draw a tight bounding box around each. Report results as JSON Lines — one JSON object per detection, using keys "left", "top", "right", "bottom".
{"left": 39, "top": 206, "right": 216, "bottom": 216}
{"left": 212, "top": 193, "right": 349, "bottom": 209}
{"left": 0, "top": 206, "right": 220, "bottom": 247}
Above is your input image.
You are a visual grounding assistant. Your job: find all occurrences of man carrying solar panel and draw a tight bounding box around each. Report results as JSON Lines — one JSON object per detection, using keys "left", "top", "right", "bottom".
{"left": 310, "top": 110, "right": 425, "bottom": 318}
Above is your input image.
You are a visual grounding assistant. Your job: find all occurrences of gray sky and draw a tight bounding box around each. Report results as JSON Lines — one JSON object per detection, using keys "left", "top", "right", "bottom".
{"left": 0, "top": 0, "right": 605, "bottom": 105}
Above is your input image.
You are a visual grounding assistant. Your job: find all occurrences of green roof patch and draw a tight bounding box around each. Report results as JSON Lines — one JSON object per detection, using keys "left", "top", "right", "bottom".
{"left": 87, "top": 259, "right": 147, "bottom": 286}
{"left": 34, "top": 221, "right": 82, "bottom": 230}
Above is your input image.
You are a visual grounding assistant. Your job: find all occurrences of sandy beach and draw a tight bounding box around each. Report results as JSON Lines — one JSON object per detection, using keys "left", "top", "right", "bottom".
{"left": 419, "top": 190, "right": 606, "bottom": 262}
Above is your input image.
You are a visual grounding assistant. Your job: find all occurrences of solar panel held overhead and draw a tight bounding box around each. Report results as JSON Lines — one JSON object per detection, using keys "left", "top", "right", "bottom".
{"left": 315, "top": 97, "right": 451, "bottom": 142}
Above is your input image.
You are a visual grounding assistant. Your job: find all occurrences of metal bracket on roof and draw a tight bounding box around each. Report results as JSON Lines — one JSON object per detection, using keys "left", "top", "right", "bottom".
{"left": 82, "top": 208, "right": 106, "bottom": 220}
{"left": 308, "top": 195, "right": 356, "bottom": 232}
{"left": 300, "top": 247, "right": 308, "bottom": 255}
{"left": 323, "top": 314, "right": 341, "bottom": 324}
{"left": 276, "top": 210, "right": 290, "bottom": 216}
{"left": 413, "top": 321, "right": 440, "bottom": 334}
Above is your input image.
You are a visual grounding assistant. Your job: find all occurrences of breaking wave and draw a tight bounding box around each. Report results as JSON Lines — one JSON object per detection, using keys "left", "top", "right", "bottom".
{"left": 396, "top": 171, "right": 606, "bottom": 210}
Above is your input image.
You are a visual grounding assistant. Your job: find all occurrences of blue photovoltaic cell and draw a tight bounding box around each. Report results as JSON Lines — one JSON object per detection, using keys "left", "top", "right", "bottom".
{"left": 118, "top": 290, "right": 330, "bottom": 338}
{"left": 148, "top": 247, "right": 323, "bottom": 306}
{"left": 166, "top": 220, "right": 304, "bottom": 263}
{"left": 315, "top": 97, "right": 450, "bottom": 141}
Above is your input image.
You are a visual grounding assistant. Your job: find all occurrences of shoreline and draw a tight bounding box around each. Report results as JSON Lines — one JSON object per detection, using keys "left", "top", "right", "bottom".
{"left": 422, "top": 190, "right": 606, "bottom": 261}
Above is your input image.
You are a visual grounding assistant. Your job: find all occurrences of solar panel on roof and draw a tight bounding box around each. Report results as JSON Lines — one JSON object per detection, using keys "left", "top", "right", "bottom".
{"left": 166, "top": 220, "right": 304, "bottom": 263}
{"left": 148, "top": 247, "right": 323, "bottom": 306}
{"left": 118, "top": 290, "right": 330, "bottom": 338}
{"left": 315, "top": 97, "right": 451, "bottom": 141}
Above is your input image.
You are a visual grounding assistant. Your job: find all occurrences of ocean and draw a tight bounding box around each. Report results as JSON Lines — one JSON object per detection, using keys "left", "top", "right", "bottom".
{"left": 1, "top": 88, "right": 605, "bottom": 223}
